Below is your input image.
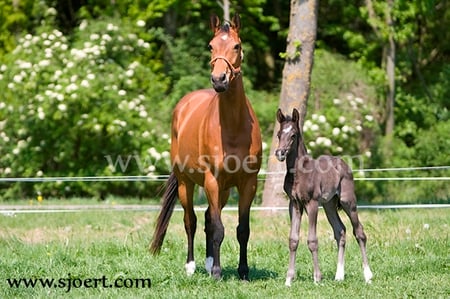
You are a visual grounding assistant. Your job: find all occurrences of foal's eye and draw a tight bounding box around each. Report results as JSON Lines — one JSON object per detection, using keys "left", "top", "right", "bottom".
{"left": 208, "top": 44, "right": 213, "bottom": 52}
{"left": 234, "top": 44, "right": 241, "bottom": 51}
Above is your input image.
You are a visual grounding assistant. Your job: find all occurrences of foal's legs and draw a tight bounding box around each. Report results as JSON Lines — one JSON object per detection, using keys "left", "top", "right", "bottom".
{"left": 306, "top": 200, "right": 322, "bottom": 283}
{"left": 340, "top": 185, "right": 373, "bottom": 283}
{"left": 285, "top": 199, "right": 303, "bottom": 286}
{"left": 179, "top": 180, "right": 197, "bottom": 275}
{"left": 323, "top": 198, "right": 346, "bottom": 281}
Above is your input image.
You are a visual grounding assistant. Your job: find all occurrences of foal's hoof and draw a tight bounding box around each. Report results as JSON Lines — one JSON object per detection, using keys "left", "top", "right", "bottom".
{"left": 211, "top": 266, "right": 222, "bottom": 280}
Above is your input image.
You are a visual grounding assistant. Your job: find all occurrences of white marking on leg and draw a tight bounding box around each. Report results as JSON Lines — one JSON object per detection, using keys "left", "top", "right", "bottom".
{"left": 335, "top": 262, "right": 345, "bottom": 281}
{"left": 205, "top": 256, "right": 213, "bottom": 274}
{"left": 185, "top": 261, "right": 196, "bottom": 276}
{"left": 364, "top": 265, "right": 373, "bottom": 283}
{"left": 285, "top": 277, "right": 293, "bottom": 287}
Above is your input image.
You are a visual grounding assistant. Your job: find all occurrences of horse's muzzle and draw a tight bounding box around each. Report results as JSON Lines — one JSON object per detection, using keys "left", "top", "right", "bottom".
{"left": 211, "top": 73, "right": 229, "bottom": 92}
{"left": 275, "top": 149, "right": 287, "bottom": 162}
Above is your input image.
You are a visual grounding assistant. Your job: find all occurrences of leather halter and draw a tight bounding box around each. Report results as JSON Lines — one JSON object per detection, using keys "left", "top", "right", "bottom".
{"left": 210, "top": 55, "right": 241, "bottom": 80}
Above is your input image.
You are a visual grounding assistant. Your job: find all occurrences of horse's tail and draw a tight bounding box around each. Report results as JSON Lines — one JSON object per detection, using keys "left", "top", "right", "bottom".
{"left": 150, "top": 172, "right": 178, "bottom": 255}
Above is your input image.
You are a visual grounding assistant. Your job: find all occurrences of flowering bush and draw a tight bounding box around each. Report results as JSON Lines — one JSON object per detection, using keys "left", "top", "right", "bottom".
{"left": 0, "top": 18, "right": 171, "bottom": 198}
{"left": 302, "top": 93, "right": 378, "bottom": 172}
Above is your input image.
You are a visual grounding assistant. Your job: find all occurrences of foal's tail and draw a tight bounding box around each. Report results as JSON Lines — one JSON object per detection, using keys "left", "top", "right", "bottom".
{"left": 150, "top": 172, "right": 178, "bottom": 255}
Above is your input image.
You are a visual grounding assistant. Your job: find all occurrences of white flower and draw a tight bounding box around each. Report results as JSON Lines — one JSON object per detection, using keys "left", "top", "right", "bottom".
{"left": 311, "top": 124, "right": 319, "bottom": 131}
{"left": 79, "top": 20, "right": 88, "bottom": 31}
{"left": 36, "top": 170, "right": 44, "bottom": 177}
{"left": 333, "top": 98, "right": 341, "bottom": 105}
{"left": 80, "top": 80, "right": 89, "bottom": 87}
{"left": 90, "top": 33, "right": 100, "bottom": 40}
{"left": 365, "top": 151, "right": 372, "bottom": 158}
{"left": 125, "top": 69, "right": 134, "bottom": 77}
{"left": 66, "top": 83, "right": 78, "bottom": 93}
{"left": 317, "top": 115, "right": 326, "bottom": 123}
{"left": 338, "top": 116, "right": 346, "bottom": 123}
{"left": 136, "top": 20, "right": 146, "bottom": 27}
{"left": 118, "top": 90, "right": 127, "bottom": 96}
{"left": 332, "top": 127, "right": 340, "bottom": 136}
{"left": 308, "top": 141, "right": 316, "bottom": 147}
{"left": 139, "top": 110, "right": 148, "bottom": 118}
{"left": 18, "top": 61, "right": 32, "bottom": 69}
{"left": 58, "top": 104, "right": 67, "bottom": 111}
{"left": 4, "top": 167, "right": 11, "bottom": 175}
{"left": 311, "top": 114, "right": 318, "bottom": 121}
{"left": 87, "top": 73, "right": 95, "bottom": 80}
{"left": 142, "top": 131, "right": 150, "bottom": 138}
{"left": 365, "top": 115, "right": 374, "bottom": 122}
{"left": 13, "top": 74, "right": 23, "bottom": 83}
{"left": 38, "top": 59, "right": 51, "bottom": 67}
{"left": 356, "top": 125, "right": 362, "bottom": 132}
{"left": 342, "top": 125, "right": 350, "bottom": 133}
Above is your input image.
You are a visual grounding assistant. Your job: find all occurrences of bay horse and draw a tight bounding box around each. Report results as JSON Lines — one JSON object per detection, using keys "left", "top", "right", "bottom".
{"left": 150, "top": 13, "right": 262, "bottom": 281}
{"left": 275, "top": 108, "right": 372, "bottom": 286}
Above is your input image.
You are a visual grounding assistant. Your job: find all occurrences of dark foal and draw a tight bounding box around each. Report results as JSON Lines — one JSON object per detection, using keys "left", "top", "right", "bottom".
{"left": 275, "top": 108, "right": 373, "bottom": 286}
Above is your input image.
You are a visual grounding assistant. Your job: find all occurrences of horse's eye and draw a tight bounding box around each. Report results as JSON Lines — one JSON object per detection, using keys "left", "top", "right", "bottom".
{"left": 291, "top": 134, "right": 296, "bottom": 140}
{"left": 208, "top": 44, "right": 213, "bottom": 52}
{"left": 234, "top": 44, "right": 241, "bottom": 51}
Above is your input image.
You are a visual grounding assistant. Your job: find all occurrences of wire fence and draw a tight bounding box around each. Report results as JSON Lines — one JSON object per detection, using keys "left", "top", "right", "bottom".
{"left": 0, "top": 165, "right": 449, "bottom": 183}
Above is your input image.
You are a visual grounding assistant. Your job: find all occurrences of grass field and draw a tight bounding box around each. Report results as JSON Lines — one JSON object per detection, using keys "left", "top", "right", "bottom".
{"left": 0, "top": 203, "right": 448, "bottom": 298}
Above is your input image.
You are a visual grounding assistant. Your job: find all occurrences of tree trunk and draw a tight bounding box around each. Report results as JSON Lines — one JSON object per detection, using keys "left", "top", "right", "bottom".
{"left": 384, "top": 0, "right": 395, "bottom": 136}
{"left": 262, "top": 0, "right": 318, "bottom": 207}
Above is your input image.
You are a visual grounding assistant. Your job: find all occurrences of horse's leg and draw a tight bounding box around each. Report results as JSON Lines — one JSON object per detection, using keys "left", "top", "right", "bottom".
{"left": 323, "top": 197, "right": 346, "bottom": 281}
{"left": 306, "top": 200, "right": 322, "bottom": 283}
{"left": 285, "top": 199, "right": 303, "bottom": 287}
{"left": 236, "top": 175, "right": 257, "bottom": 281}
{"left": 179, "top": 179, "right": 197, "bottom": 275}
{"left": 203, "top": 172, "right": 224, "bottom": 279}
{"left": 204, "top": 188, "right": 229, "bottom": 275}
{"left": 340, "top": 182, "right": 373, "bottom": 283}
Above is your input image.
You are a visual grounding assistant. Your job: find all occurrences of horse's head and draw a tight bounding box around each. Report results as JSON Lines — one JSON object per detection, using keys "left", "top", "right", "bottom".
{"left": 209, "top": 13, "right": 243, "bottom": 92}
{"left": 275, "top": 108, "right": 301, "bottom": 162}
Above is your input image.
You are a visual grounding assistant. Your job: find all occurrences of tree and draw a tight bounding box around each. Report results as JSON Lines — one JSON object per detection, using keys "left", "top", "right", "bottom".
{"left": 262, "top": 0, "right": 318, "bottom": 207}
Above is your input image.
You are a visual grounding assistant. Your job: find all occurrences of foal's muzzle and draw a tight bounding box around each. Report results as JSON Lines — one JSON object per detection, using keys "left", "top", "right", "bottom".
{"left": 275, "top": 148, "right": 288, "bottom": 162}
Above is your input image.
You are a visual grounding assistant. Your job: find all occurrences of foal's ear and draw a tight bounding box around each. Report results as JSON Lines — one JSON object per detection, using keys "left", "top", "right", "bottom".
{"left": 276, "top": 108, "right": 285, "bottom": 123}
{"left": 210, "top": 14, "right": 221, "bottom": 33}
{"left": 231, "top": 13, "right": 241, "bottom": 33}
{"left": 292, "top": 108, "right": 300, "bottom": 123}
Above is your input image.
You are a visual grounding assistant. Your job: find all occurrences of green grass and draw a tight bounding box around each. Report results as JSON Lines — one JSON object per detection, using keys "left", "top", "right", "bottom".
{"left": 0, "top": 206, "right": 448, "bottom": 298}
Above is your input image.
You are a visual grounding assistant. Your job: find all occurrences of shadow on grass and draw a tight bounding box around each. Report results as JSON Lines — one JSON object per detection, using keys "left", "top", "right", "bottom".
{"left": 207, "top": 266, "right": 279, "bottom": 282}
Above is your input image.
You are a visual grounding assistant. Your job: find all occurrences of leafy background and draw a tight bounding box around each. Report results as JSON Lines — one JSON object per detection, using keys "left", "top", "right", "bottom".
{"left": 0, "top": 0, "right": 448, "bottom": 203}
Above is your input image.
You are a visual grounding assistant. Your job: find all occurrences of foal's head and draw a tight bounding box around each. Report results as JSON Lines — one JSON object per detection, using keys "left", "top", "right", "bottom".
{"left": 275, "top": 108, "right": 302, "bottom": 162}
{"left": 209, "top": 13, "right": 243, "bottom": 92}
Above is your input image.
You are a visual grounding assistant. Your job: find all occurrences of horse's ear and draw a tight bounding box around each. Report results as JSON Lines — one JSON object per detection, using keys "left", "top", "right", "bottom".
{"left": 231, "top": 13, "right": 241, "bottom": 33}
{"left": 277, "top": 108, "right": 285, "bottom": 123}
{"left": 292, "top": 108, "right": 300, "bottom": 123}
{"left": 210, "top": 14, "right": 221, "bottom": 33}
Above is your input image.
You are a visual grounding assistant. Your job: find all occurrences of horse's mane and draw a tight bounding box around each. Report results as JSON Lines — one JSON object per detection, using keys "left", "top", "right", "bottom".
{"left": 220, "top": 23, "right": 231, "bottom": 33}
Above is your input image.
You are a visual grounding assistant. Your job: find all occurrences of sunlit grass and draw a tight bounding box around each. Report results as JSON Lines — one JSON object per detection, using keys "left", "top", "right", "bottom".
{"left": 0, "top": 207, "right": 448, "bottom": 298}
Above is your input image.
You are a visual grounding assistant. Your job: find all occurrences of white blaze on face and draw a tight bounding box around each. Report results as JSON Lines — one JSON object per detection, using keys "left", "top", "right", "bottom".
{"left": 221, "top": 34, "right": 229, "bottom": 41}
{"left": 282, "top": 125, "right": 293, "bottom": 134}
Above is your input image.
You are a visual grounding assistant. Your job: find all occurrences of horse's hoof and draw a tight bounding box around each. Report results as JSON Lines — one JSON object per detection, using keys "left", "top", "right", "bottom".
{"left": 185, "top": 261, "right": 196, "bottom": 276}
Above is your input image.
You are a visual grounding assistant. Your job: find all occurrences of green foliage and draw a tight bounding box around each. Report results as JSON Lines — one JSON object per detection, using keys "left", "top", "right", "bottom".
{"left": 0, "top": 17, "right": 170, "bottom": 199}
